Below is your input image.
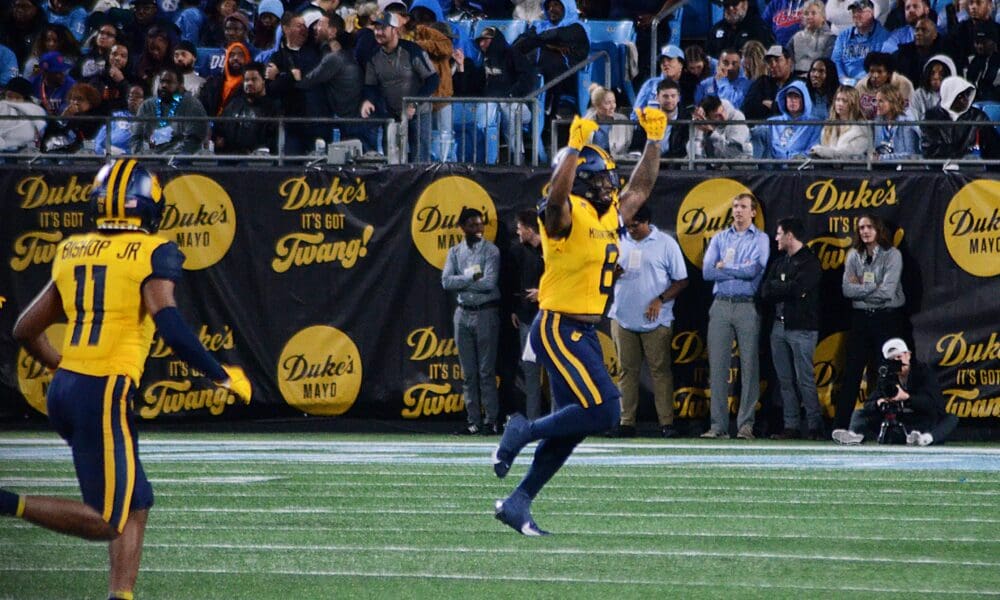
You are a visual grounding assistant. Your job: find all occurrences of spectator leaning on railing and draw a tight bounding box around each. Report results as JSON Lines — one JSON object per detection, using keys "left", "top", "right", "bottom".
{"left": 688, "top": 95, "right": 753, "bottom": 161}
{"left": 0, "top": 76, "right": 46, "bottom": 151}
{"left": 752, "top": 79, "right": 821, "bottom": 160}
{"left": 131, "top": 65, "right": 208, "bottom": 155}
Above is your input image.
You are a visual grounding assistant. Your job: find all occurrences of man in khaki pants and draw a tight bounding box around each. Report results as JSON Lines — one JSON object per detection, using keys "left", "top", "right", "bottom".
{"left": 608, "top": 205, "right": 688, "bottom": 437}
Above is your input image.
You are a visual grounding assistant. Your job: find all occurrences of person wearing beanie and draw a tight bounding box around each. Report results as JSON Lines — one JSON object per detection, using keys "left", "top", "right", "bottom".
{"left": 172, "top": 40, "right": 206, "bottom": 96}
{"left": 254, "top": 0, "right": 284, "bottom": 51}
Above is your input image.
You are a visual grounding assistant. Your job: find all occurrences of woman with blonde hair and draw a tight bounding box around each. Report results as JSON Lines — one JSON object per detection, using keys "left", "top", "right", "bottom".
{"left": 789, "top": 0, "right": 835, "bottom": 76}
{"left": 872, "top": 83, "right": 920, "bottom": 161}
{"left": 741, "top": 40, "right": 768, "bottom": 81}
{"left": 810, "top": 85, "right": 872, "bottom": 159}
{"left": 583, "top": 83, "right": 632, "bottom": 157}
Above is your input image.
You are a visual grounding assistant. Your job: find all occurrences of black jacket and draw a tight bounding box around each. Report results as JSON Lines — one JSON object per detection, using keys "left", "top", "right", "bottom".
{"left": 214, "top": 91, "right": 281, "bottom": 154}
{"left": 706, "top": 14, "right": 774, "bottom": 58}
{"left": 759, "top": 245, "right": 821, "bottom": 331}
{"left": 481, "top": 31, "right": 537, "bottom": 98}
{"left": 864, "top": 358, "right": 950, "bottom": 423}
{"left": 742, "top": 75, "right": 801, "bottom": 121}
{"left": 921, "top": 105, "right": 1000, "bottom": 159}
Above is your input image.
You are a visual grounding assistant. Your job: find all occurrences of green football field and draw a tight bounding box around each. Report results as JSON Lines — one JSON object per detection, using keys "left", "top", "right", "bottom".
{"left": 1, "top": 432, "right": 998, "bottom": 599}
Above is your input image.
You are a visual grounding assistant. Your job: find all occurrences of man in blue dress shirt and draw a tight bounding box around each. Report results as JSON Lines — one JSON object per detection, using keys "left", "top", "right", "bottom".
{"left": 608, "top": 205, "right": 688, "bottom": 438}
{"left": 701, "top": 193, "right": 770, "bottom": 440}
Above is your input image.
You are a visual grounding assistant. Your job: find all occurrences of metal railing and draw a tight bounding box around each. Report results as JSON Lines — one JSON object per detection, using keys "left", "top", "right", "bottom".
{"left": 547, "top": 116, "right": 1000, "bottom": 171}
{"left": 650, "top": 0, "right": 692, "bottom": 77}
{"left": 403, "top": 50, "right": 611, "bottom": 166}
{"left": 6, "top": 110, "right": 1000, "bottom": 171}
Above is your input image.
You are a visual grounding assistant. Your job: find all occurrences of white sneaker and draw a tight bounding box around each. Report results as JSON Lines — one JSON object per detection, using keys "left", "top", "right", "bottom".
{"left": 832, "top": 429, "right": 864, "bottom": 445}
{"left": 917, "top": 432, "right": 933, "bottom": 446}
{"left": 906, "top": 430, "right": 922, "bottom": 446}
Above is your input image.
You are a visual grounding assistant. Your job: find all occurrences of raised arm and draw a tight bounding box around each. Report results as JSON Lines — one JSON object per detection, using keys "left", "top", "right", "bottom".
{"left": 542, "top": 116, "right": 599, "bottom": 238}
{"left": 619, "top": 107, "right": 667, "bottom": 224}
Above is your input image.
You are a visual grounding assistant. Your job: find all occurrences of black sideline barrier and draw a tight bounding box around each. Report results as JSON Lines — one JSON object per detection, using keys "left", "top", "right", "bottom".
{"left": 1, "top": 166, "right": 998, "bottom": 438}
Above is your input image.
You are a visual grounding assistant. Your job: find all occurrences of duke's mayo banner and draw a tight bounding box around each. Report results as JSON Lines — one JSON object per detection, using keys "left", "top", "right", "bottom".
{"left": 1, "top": 167, "right": 997, "bottom": 436}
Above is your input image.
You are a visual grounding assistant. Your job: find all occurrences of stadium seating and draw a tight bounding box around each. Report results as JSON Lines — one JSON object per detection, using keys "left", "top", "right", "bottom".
{"left": 974, "top": 101, "right": 1000, "bottom": 136}
{"left": 578, "top": 20, "right": 637, "bottom": 111}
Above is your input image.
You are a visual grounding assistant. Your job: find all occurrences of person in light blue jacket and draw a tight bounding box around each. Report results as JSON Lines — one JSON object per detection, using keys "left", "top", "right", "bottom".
{"left": 872, "top": 84, "right": 921, "bottom": 162}
{"left": 754, "top": 79, "right": 822, "bottom": 159}
{"left": 43, "top": 0, "right": 87, "bottom": 41}
{"left": 0, "top": 44, "right": 19, "bottom": 85}
{"left": 831, "top": 0, "right": 891, "bottom": 84}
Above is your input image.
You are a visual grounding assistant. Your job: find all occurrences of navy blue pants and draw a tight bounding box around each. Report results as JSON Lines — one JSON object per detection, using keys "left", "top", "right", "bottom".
{"left": 47, "top": 370, "right": 154, "bottom": 533}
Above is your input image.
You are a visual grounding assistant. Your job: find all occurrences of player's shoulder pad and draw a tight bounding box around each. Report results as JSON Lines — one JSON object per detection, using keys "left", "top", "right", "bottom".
{"left": 149, "top": 241, "right": 186, "bottom": 282}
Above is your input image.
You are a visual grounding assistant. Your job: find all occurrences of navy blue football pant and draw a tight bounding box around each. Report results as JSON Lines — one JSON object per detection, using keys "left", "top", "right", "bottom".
{"left": 47, "top": 370, "right": 154, "bottom": 533}
{"left": 518, "top": 311, "right": 620, "bottom": 498}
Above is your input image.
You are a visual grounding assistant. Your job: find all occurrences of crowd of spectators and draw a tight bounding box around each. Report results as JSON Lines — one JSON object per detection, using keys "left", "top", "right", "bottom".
{"left": 0, "top": 0, "right": 998, "bottom": 163}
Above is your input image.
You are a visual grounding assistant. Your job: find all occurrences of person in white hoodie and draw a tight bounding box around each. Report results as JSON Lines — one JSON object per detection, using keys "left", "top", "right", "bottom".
{"left": 810, "top": 85, "right": 873, "bottom": 159}
{"left": 688, "top": 95, "right": 753, "bottom": 160}
{"left": 0, "top": 77, "right": 46, "bottom": 151}
{"left": 921, "top": 74, "right": 1000, "bottom": 159}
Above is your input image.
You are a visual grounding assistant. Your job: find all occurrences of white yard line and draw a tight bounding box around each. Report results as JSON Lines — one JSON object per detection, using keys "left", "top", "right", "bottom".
{"left": 0, "top": 564, "right": 994, "bottom": 596}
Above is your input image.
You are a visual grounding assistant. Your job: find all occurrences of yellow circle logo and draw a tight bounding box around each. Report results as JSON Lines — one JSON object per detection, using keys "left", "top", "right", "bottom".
{"left": 597, "top": 330, "right": 620, "bottom": 380}
{"left": 277, "top": 325, "right": 362, "bottom": 416}
{"left": 158, "top": 174, "right": 236, "bottom": 270}
{"left": 676, "top": 178, "right": 764, "bottom": 266}
{"left": 16, "top": 324, "right": 66, "bottom": 415}
{"left": 943, "top": 180, "right": 1000, "bottom": 277}
{"left": 814, "top": 332, "right": 849, "bottom": 418}
{"left": 411, "top": 176, "right": 497, "bottom": 269}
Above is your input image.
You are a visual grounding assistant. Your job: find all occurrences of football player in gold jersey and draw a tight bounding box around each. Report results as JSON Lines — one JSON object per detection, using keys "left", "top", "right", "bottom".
{"left": 492, "top": 108, "right": 668, "bottom": 535}
{"left": 2, "top": 159, "right": 251, "bottom": 600}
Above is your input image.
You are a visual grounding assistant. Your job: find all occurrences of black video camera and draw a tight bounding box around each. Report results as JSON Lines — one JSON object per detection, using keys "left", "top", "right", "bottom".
{"left": 876, "top": 358, "right": 907, "bottom": 444}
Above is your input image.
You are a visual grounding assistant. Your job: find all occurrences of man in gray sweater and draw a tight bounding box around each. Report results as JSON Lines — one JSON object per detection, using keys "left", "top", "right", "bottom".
{"left": 130, "top": 65, "right": 208, "bottom": 155}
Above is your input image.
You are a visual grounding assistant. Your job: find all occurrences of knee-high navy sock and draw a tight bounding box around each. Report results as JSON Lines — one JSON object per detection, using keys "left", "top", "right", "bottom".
{"left": 517, "top": 435, "right": 584, "bottom": 499}
{"left": 0, "top": 489, "right": 24, "bottom": 516}
{"left": 529, "top": 400, "right": 619, "bottom": 440}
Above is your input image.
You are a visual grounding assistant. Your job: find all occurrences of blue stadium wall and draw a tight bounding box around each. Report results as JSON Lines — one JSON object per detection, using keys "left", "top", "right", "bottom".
{"left": 1, "top": 165, "right": 998, "bottom": 436}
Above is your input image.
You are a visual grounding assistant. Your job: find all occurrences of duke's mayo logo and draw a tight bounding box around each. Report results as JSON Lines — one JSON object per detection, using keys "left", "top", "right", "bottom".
{"left": 158, "top": 174, "right": 236, "bottom": 270}
{"left": 411, "top": 176, "right": 497, "bottom": 269}
{"left": 814, "top": 332, "right": 849, "bottom": 417}
{"left": 277, "top": 325, "right": 362, "bottom": 416}
{"left": 676, "top": 178, "right": 764, "bottom": 266}
{"left": 943, "top": 180, "right": 1000, "bottom": 277}
{"left": 17, "top": 324, "right": 66, "bottom": 415}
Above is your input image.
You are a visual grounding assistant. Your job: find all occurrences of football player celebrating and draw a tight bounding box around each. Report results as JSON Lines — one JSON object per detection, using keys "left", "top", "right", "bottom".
{"left": 1, "top": 159, "right": 251, "bottom": 600}
{"left": 492, "top": 107, "right": 667, "bottom": 535}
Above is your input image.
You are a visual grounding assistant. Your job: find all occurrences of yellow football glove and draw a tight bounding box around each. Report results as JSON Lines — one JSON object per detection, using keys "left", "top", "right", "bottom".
{"left": 218, "top": 364, "right": 252, "bottom": 404}
{"left": 635, "top": 107, "right": 668, "bottom": 142}
{"left": 567, "top": 115, "right": 600, "bottom": 151}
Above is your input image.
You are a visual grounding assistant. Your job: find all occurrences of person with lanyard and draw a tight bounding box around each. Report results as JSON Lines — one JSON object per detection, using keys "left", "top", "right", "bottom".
{"left": 700, "top": 192, "right": 770, "bottom": 440}
{"left": 441, "top": 208, "right": 502, "bottom": 436}
{"left": 130, "top": 65, "right": 208, "bottom": 155}
{"left": 832, "top": 213, "right": 907, "bottom": 430}
{"left": 30, "top": 51, "right": 76, "bottom": 115}
{"left": 872, "top": 84, "right": 920, "bottom": 163}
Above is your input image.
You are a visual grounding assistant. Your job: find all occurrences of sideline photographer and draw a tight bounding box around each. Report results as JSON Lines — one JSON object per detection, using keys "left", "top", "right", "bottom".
{"left": 832, "top": 338, "right": 959, "bottom": 446}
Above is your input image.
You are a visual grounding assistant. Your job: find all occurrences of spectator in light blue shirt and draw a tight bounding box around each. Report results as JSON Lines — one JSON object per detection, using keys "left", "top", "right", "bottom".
{"left": 0, "top": 45, "right": 19, "bottom": 85}
{"left": 633, "top": 44, "right": 685, "bottom": 120}
{"left": 608, "top": 205, "right": 688, "bottom": 438}
{"left": 43, "top": 0, "right": 87, "bottom": 41}
{"left": 701, "top": 192, "right": 770, "bottom": 441}
{"left": 831, "top": 0, "right": 891, "bottom": 84}
{"left": 695, "top": 47, "right": 751, "bottom": 109}
{"left": 93, "top": 83, "right": 144, "bottom": 154}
